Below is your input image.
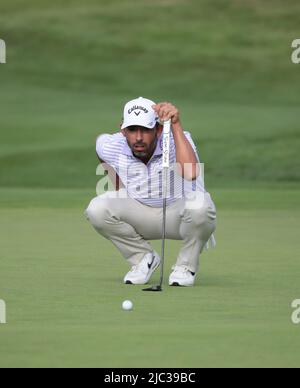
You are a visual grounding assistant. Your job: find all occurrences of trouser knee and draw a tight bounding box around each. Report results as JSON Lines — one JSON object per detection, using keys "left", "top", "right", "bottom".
{"left": 85, "top": 196, "right": 112, "bottom": 230}
{"left": 184, "top": 197, "right": 217, "bottom": 230}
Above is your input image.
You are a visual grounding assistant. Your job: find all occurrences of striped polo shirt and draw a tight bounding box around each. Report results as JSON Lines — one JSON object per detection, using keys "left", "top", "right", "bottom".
{"left": 96, "top": 131, "right": 206, "bottom": 208}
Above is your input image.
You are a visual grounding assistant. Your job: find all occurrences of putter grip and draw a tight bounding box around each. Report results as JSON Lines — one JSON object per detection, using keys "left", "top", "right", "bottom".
{"left": 162, "top": 120, "right": 171, "bottom": 168}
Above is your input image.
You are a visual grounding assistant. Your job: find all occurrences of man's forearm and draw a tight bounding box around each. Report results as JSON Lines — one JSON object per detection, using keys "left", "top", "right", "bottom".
{"left": 152, "top": 103, "right": 200, "bottom": 181}
{"left": 172, "top": 122, "right": 200, "bottom": 181}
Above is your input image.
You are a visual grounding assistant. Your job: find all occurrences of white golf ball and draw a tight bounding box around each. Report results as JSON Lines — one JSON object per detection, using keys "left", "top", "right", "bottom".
{"left": 122, "top": 300, "right": 133, "bottom": 311}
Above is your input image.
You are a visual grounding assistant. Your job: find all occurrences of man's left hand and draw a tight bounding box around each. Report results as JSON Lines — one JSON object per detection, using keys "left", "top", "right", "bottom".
{"left": 152, "top": 102, "right": 180, "bottom": 125}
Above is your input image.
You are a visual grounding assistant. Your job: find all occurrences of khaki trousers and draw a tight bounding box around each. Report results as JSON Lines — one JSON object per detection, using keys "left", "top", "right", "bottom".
{"left": 85, "top": 189, "right": 217, "bottom": 273}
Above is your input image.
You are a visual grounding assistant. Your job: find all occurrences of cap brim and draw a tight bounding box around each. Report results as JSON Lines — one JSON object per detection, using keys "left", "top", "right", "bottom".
{"left": 121, "top": 121, "right": 157, "bottom": 130}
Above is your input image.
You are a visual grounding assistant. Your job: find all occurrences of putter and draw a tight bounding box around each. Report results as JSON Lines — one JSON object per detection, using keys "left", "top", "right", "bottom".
{"left": 143, "top": 120, "right": 171, "bottom": 292}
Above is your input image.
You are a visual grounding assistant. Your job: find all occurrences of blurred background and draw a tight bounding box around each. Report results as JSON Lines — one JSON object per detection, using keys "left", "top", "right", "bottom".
{"left": 1, "top": 0, "right": 299, "bottom": 189}
{"left": 0, "top": 0, "right": 300, "bottom": 368}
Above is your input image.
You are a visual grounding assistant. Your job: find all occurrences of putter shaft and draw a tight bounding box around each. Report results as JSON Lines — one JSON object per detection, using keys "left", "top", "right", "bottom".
{"left": 143, "top": 121, "right": 171, "bottom": 292}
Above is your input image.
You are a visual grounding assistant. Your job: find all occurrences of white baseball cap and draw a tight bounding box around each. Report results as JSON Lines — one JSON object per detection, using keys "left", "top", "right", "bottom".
{"left": 121, "top": 97, "right": 158, "bottom": 130}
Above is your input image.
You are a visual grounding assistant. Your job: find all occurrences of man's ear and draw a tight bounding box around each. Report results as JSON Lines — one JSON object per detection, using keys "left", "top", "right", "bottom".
{"left": 120, "top": 123, "right": 126, "bottom": 136}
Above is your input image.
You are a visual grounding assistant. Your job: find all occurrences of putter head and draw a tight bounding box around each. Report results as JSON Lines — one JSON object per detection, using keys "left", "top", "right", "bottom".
{"left": 142, "top": 285, "right": 162, "bottom": 292}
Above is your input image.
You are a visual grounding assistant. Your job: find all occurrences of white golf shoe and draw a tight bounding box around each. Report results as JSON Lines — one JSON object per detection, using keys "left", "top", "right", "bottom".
{"left": 124, "top": 251, "right": 161, "bottom": 285}
{"left": 169, "top": 265, "right": 196, "bottom": 287}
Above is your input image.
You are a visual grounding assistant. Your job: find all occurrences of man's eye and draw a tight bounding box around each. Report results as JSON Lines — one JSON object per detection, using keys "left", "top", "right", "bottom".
{"left": 127, "top": 127, "right": 153, "bottom": 134}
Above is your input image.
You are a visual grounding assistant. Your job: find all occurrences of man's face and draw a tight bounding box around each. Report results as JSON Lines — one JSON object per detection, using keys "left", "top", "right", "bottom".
{"left": 122, "top": 125, "right": 163, "bottom": 159}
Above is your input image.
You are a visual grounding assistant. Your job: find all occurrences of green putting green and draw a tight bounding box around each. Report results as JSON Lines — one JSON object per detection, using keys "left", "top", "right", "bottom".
{"left": 0, "top": 188, "right": 299, "bottom": 367}
{"left": 0, "top": 0, "right": 300, "bottom": 367}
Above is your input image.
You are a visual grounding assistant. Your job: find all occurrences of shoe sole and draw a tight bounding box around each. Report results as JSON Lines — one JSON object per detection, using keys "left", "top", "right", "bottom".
{"left": 169, "top": 281, "right": 194, "bottom": 287}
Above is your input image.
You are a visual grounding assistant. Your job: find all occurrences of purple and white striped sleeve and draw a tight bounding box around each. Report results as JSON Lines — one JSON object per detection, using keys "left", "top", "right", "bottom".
{"left": 96, "top": 134, "right": 111, "bottom": 162}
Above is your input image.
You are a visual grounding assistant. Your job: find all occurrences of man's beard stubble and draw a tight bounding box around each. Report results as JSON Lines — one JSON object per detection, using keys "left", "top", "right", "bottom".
{"left": 131, "top": 137, "right": 158, "bottom": 159}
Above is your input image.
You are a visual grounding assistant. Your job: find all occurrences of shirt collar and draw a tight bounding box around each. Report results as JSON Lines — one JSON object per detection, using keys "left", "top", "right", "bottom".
{"left": 122, "top": 134, "right": 163, "bottom": 158}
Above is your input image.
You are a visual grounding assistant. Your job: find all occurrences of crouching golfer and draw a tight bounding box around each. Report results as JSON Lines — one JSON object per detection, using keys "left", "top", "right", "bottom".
{"left": 86, "top": 97, "right": 217, "bottom": 287}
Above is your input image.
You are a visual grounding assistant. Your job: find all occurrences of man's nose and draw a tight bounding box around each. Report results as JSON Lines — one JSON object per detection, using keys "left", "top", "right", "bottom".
{"left": 136, "top": 129, "right": 144, "bottom": 142}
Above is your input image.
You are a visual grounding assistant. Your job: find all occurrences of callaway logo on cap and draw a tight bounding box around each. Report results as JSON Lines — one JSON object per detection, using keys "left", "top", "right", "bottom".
{"left": 121, "top": 97, "right": 158, "bottom": 130}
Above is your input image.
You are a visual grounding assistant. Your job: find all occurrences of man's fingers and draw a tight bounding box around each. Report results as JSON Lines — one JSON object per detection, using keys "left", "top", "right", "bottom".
{"left": 167, "top": 112, "right": 174, "bottom": 121}
{"left": 160, "top": 108, "right": 169, "bottom": 120}
{"left": 153, "top": 103, "right": 179, "bottom": 123}
{"left": 153, "top": 102, "right": 170, "bottom": 111}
